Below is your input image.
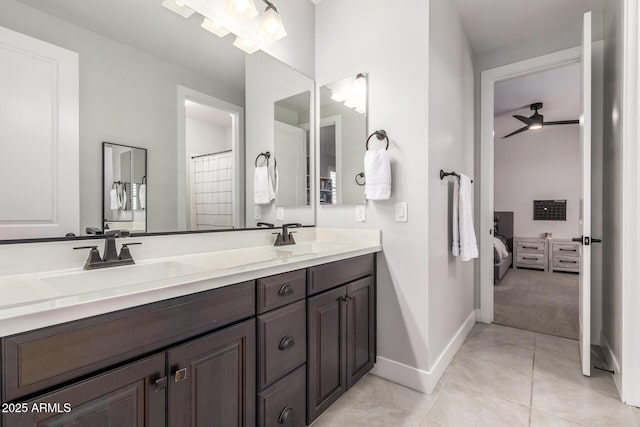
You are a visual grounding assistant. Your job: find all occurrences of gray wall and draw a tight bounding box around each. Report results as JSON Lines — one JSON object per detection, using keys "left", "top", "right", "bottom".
{"left": 0, "top": 0, "right": 243, "bottom": 234}
{"left": 602, "top": 0, "right": 623, "bottom": 374}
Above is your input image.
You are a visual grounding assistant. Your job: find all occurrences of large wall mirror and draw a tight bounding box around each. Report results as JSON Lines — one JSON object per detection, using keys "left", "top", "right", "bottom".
{"left": 0, "top": 0, "right": 314, "bottom": 242}
{"left": 319, "top": 73, "right": 368, "bottom": 205}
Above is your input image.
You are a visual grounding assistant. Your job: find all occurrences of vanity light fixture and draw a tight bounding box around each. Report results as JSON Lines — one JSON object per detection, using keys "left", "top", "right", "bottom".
{"left": 330, "top": 91, "right": 346, "bottom": 103}
{"left": 161, "top": 0, "right": 195, "bottom": 18}
{"left": 226, "top": 0, "right": 259, "bottom": 21}
{"left": 233, "top": 36, "right": 260, "bottom": 54}
{"left": 257, "top": 0, "right": 287, "bottom": 42}
{"left": 201, "top": 17, "right": 231, "bottom": 38}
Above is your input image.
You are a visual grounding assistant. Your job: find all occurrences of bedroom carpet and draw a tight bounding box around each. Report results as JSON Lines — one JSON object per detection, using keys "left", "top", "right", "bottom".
{"left": 494, "top": 268, "right": 579, "bottom": 340}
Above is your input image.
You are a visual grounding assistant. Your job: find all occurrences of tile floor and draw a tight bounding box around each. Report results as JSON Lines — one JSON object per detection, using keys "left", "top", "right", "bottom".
{"left": 312, "top": 323, "right": 639, "bottom": 427}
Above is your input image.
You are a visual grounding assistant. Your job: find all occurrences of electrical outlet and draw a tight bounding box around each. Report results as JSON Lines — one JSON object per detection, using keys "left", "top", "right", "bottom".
{"left": 254, "top": 206, "right": 261, "bottom": 220}
{"left": 355, "top": 205, "right": 366, "bottom": 223}
{"left": 395, "top": 202, "right": 408, "bottom": 222}
{"left": 277, "top": 207, "right": 284, "bottom": 221}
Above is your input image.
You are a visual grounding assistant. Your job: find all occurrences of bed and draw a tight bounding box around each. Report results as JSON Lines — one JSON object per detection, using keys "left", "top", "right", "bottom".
{"left": 494, "top": 211, "right": 514, "bottom": 284}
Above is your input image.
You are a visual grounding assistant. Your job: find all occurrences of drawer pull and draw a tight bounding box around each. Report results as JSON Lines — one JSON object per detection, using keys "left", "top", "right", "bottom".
{"left": 174, "top": 368, "right": 187, "bottom": 383}
{"left": 559, "top": 248, "right": 577, "bottom": 252}
{"left": 278, "top": 283, "right": 294, "bottom": 297}
{"left": 522, "top": 246, "right": 538, "bottom": 249}
{"left": 522, "top": 257, "right": 538, "bottom": 260}
{"left": 154, "top": 376, "right": 168, "bottom": 392}
{"left": 278, "top": 336, "right": 296, "bottom": 351}
{"left": 559, "top": 260, "right": 578, "bottom": 264}
{"left": 278, "top": 406, "right": 295, "bottom": 424}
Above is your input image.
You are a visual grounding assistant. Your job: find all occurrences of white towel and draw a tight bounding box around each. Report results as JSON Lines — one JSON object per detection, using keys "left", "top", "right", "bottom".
{"left": 139, "top": 184, "right": 146, "bottom": 209}
{"left": 254, "top": 165, "right": 275, "bottom": 204}
{"left": 364, "top": 149, "right": 391, "bottom": 200}
{"left": 493, "top": 237, "right": 509, "bottom": 259}
{"left": 110, "top": 188, "right": 118, "bottom": 210}
{"left": 452, "top": 174, "right": 478, "bottom": 261}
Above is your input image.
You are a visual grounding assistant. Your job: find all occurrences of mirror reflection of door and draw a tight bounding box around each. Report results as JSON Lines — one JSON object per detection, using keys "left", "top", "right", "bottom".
{"left": 274, "top": 91, "right": 311, "bottom": 208}
{"left": 319, "top": 123, "right": 338, "bottom": 205}
{"left": 102, "top": 142, "right": 147, "bottom": 233}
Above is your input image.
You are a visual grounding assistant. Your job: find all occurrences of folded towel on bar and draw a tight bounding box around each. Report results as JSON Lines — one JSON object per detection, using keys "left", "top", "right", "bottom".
{"left": 139, "top": 184, "right": 146, "bottom": 209}
{"left": 254, "top": 165, "right": 275, "bottom": 204}
{"left": 110, "top": 188, "right": 119, "bottom": 210}
{"left": 364, "top": 149, "right": 391, "bottom": 200}
{"left": 452, "top": 174, "right": 478, "bottom": 261}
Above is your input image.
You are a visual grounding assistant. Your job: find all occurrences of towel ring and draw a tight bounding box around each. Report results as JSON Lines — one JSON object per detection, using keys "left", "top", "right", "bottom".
{"left": 142, "top": 176, "right": 146, "bottom": 184}
{"left": 255, "top": 151, "right": 271, "bottom": 167}
{"left": 355, "top": 172, "right": 366, "bottom": 186}
{"left": 366, "top": 130, "right": 389, "bottom": 150}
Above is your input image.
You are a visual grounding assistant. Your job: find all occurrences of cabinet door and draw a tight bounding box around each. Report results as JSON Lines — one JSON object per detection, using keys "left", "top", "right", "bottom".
{"left": 2, "top": 354, "right": 166, "bottom": 427}
{"left": 168, "top": 319, "right": 256, "bottom": 427}
{"left": 346, "top": 276, "right": 375, "bottom": 388}
{"left": 306, "top": 286, "right": 347, "bottom": 424}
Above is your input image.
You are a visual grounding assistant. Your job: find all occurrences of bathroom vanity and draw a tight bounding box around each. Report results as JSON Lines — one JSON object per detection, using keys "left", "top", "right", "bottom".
{"left": 0, "top": 233, "right": 379, "bottom": 427}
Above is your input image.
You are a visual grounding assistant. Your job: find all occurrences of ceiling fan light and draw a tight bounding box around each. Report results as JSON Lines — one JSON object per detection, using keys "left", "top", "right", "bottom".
{"left": 258, "top": 4, "right": 287, "bottom": 42}
{"left": 162, "top": 0, "right": 195, "bottom": 18}
{"left": 233, "top": 36, "right": 260, "bottom": 54}
{"left": 226, "top": 0, "right": 258, "bottom": 21}
{"left": 201, "top": 17, "right": 230, "bottom": 38}
{"left": 529, "top": 123, "right": 543, "bottom": 130}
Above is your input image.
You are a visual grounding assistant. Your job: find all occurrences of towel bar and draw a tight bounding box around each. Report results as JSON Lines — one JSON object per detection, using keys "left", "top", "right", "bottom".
{"left": 440, "top": 169, "right": 473, "bottom": 183}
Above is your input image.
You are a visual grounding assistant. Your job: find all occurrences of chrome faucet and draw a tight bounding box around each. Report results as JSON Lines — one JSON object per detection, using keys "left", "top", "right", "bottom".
{"left": 274, "top": 223, "right": 302, "bottom": 246}
{"left": 74, "top": 230, "right": 141, "bottom": 270}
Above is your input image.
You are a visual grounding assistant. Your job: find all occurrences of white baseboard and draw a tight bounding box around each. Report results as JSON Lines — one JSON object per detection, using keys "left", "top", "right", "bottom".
{"left": 372, "top": 310, "right": 476, "bottom": 394}
{"left": 601, "top": 332, "right": 622, "bottom": 398}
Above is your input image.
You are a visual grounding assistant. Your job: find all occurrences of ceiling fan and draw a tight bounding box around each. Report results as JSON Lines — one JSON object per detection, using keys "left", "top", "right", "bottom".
{"left": 502, "top": 102, "right": 579, "bottom": 139}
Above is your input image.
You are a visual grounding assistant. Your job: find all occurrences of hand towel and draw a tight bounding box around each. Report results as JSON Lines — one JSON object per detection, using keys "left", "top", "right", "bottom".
{"left": 254, "top": 165, "right": 275, "bottom": 204}
{"left": 493, "top": 236, "right": 508, "bottom": 259}
{"left": 139, "top": 184, "right": 146, "bottom": 209}
{"left": 452, "top": 174, "right": 478, "bottom": 261}
{"left": 364, "top": 149, "right": 391, "bottom": 200}
{"left": 110, "top": 188, "right": 118, "bottom": 210}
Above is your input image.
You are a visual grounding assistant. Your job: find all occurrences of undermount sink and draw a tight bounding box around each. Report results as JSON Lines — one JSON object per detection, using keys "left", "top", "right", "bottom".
{"left": 41, "top": 261, "right": 204, "bottom": 294}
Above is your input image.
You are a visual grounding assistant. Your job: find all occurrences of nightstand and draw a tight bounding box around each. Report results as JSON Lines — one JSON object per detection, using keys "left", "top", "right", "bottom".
{"left": 514, "top": 237, "right": 548, "bottom": 271}
{"left": 550, "top": 239, "right": 580, "bottom": 273}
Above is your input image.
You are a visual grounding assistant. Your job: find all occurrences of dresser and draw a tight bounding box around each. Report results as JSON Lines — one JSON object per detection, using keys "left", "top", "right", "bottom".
{"left": 514, "top": 237, "right": 548, "bottom": 271}
{"left": 549, "top": 239, "right": 581, "bottom": 273}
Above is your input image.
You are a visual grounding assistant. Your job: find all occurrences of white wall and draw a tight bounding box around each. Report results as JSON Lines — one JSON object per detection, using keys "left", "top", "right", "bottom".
{"left": 427, "top": 0, "right": 476, "bottom": 370}
{"left": 494, "top": 125, "right": 581, "bottom": 239}
{"left": 245, "top": 52, "right": 315, "bottom": 227}
{"left": 0, "top": 0, "right": 243, "bottom": 234}
{"left": 186, "top": 118, "right": 231, "bottom": 156}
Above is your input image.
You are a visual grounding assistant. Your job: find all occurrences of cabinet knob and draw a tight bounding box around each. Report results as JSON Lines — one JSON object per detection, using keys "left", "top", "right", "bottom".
{"left": 174, "top": 368, "right": 187, "bottom": 383}
{"left": 278, "top": 283, "right": 294, "bottom": 297}
{"left": 278, "top": 406, "right": 295, "bottom": 424}
{"left": 278, "top": 336, "right": 296, "bottom": 351}
{"left": 154, "top": 376, "right": 168, "bottom": 391}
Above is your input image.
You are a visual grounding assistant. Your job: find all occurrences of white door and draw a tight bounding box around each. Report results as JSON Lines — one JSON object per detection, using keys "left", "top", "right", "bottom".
{"left": 274, "top": 121, "right": 306, "bottom": 206}
{"left": 0, "top": 26, "right": 79, "bottom": 239}
{"left": 578, "top": 11, "right": 592, "bottom": 377}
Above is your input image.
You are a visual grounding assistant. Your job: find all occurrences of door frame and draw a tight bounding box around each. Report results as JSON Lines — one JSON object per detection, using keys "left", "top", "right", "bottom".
{"left": 177, "top": 86, "right": 244, "bottom": 230}
{"left": 478, "top": 46, "right": 582, "bottom": 323}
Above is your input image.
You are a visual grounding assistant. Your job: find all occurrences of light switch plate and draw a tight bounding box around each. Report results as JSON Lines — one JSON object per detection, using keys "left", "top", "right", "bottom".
{"left": 355, "top": 205, "right": 366, "bottom": 223}
{"left": 395, "top": 202, "right": 408, "bottom": 222}
{"left": 277, "top": 207, "right": 285, "bottom": 221}
{"left": 254, "top": 206, "right": 261, "bottom": 220}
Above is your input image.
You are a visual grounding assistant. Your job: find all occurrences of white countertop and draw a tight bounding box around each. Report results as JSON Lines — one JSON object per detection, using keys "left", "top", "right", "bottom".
{"left": 0, "top": 228, "right": 381, "bottom": 336}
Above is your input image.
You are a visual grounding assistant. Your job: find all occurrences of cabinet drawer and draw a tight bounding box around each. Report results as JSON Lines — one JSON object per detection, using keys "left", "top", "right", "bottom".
{"left": 257, "top": 300, "right": 306, "bottom": 390}
{"left": 553, "top": 256, "right": 580, "bottom": 269}
{"left": 552, "top": 244, "right": 580, "bottom": 256}
{"left": 516, "top": 242, "right": 545, "bottom": 254}
{"left": 516, "top": 254, "right": 545, "bottom": 267}
{"left": 258, "top": 365, "right": 306, "bottom": 427}
{"left": 2, "top": 280, "right": 255, "bottom": 401}
{"left": 257, "top": 269, "right": 306, "bottom": 314}
{"left": 307, "top": 254, "right": 374, "bottom": 296}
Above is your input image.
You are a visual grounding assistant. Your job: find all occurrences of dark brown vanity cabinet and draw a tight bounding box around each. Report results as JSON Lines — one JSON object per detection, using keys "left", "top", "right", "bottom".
{"left": 306, "top": 256, "right": 375, "bottom": 424}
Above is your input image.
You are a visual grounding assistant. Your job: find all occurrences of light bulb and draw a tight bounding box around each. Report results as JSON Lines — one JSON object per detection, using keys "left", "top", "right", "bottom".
{"left": 331, "top": 91, "right": 346, "bottom": 103}
{"left": 226, "top": 0, "right": 258, "bottom": 21}
{"left": 233, "top": 36, "right": 260, "bottom": 54}
{"left": 175, "top": 0, "right": 184, "bottom": 6}
{"left": 257, "top": 5, "right": 287, "bottom": 42}
{"left": 201, "top": 17, "right": 230, "bottom": 38}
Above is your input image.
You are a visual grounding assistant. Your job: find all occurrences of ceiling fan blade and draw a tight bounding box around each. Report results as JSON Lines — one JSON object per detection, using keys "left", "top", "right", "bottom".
{"left": 544, "top": 120, "right": 580, "bottom": 125}
{"left": 502, "top": 125, "right": 529, "bottom": 139}
{"left": 513, "top": 115, "right": 533, "bottom": 125}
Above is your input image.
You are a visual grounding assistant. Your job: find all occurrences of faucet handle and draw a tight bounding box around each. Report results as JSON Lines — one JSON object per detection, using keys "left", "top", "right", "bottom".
{"left": 119, "top": 242, "right": 141, "bottom": 262}
{"left": 73, "top": 246, "right": 102, "bottom": 269}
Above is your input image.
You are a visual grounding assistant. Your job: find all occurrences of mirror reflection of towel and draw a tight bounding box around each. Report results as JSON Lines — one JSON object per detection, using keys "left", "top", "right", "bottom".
{"left": 139, "top": 184, "right": 146, "bottom": 209}
{"left": 110, "top": 188, "right": 118, "bottom": 210}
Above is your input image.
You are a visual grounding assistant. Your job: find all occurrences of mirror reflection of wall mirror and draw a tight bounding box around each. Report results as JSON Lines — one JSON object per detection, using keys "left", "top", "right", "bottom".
{"left": 0, "top": 0, "right": 315, "bottom": 241}
{"left": 102, "top": 143, "right": 147, "bottom": 233}
{"left": 274, "top": 91, "right": 311, "bottom": 208}
{"left": 319, "top": 73, "right": 368, "bottom": 205}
